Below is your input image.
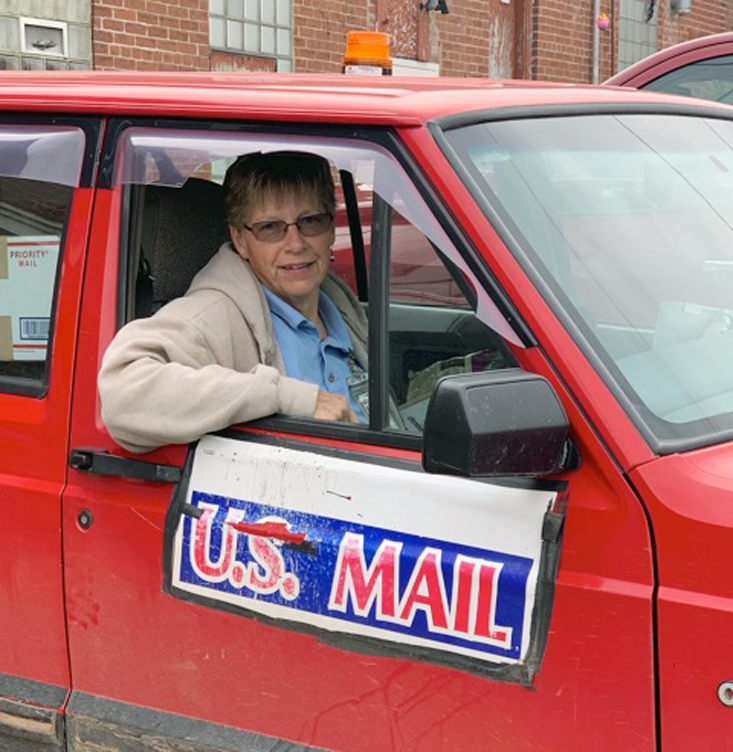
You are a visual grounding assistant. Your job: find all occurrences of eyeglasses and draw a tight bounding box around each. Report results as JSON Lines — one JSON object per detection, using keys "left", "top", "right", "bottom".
{"left": 242, "top": 212, "right": 333, "bottom": 243}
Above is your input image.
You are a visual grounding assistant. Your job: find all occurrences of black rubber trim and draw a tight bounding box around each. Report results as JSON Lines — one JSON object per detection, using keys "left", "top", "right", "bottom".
{"left": 115, "top": 182, "right": 135, "bottom": 329}
{"left": 0, "top": 377, "right": 47, "bottom": 398}
{"left": 434, "top": 100, "right": 733, "bottom": 131}
{"left": 67, "top": 691, "right": 330, "bottom": 752}
{"left": 368, "top": 194, "right": 391, "bottom": 431}
{"left": 340, "top": 169, "right": 369, "bottom": 301}
{"left": 232, "top": 415, "right": 423, "bottom": 452}
{"left": 0, "top": 673, "right": 67, "bottom": 709}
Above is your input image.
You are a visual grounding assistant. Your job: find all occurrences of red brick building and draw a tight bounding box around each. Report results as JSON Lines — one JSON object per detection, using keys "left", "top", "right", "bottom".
{"left": 0, "top": 0, "right": 731, "bottom": 83}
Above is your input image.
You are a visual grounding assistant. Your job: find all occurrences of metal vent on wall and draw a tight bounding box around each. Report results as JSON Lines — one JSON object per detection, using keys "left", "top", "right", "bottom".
{"left": 670, "top": 0, "right": 692, "bottom": 14}
{"left": 20, "top": 17, "right": 67, "bottom": 57}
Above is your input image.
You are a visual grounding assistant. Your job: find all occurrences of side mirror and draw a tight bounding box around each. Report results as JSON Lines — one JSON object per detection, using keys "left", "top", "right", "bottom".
{"left": 422, "top": 369, "right": 574, "bottom": 478}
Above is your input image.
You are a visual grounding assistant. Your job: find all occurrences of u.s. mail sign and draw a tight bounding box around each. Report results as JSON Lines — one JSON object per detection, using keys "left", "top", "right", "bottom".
{"left": 166, "top": 435, "right": 563, "bottom": 677}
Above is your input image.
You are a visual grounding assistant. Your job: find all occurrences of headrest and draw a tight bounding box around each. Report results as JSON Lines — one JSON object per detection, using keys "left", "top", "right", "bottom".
{"left": 142, "top": 178, "right": 230, "bottom": 305}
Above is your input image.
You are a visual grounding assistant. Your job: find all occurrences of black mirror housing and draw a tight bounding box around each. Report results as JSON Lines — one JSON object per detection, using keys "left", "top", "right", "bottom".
{"left": 422, "top": 369, "right": 571, "bottom": 478}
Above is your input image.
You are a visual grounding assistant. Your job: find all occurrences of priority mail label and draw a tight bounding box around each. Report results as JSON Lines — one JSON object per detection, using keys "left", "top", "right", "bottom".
{"left": 168, "top": 436, "right": 561, "bottom": 673}
{"left": 0, "top": 236, "right": 59, "bottom": 360}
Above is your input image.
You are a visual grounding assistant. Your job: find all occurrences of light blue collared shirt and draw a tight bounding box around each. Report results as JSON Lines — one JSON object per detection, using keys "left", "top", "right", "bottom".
{"left": 264, "top": 288, "right": 366, "bottom": 422}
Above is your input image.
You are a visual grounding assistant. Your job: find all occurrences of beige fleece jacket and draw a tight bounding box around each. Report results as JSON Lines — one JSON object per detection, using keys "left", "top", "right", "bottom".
{"left": 98, "top": 243, "right": 368, "bottom": 453}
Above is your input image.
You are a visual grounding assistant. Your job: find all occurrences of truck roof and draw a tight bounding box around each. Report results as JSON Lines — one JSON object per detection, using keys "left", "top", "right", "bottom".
{"left": 0, "top": 71, "right": 716, "bottom": 125}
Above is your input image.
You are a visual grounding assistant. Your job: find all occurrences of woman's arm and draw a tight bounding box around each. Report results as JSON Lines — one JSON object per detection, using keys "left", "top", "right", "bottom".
{"left": 98, "top": 310, "right": 318, "bottom": 453}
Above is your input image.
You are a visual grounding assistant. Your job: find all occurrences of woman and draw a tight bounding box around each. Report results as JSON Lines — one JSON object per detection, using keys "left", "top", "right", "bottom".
{"left": 98, "top": 151, "right": 368, "bottom": 453}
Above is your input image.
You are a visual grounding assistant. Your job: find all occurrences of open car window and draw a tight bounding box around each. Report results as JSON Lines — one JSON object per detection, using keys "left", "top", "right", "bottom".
{"left": 115, "top": 126, "right": 521, "bottom": 439}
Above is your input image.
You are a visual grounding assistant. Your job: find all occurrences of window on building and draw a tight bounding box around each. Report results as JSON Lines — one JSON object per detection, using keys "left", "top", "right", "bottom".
{"left": 0, "top": 12, "right": 91, "bottom": 71}
{"left": 209, "top": 0, "right": 294, "bottom": 72}
{"left": 617, "top": 0, "right": 657, "bottom": 73}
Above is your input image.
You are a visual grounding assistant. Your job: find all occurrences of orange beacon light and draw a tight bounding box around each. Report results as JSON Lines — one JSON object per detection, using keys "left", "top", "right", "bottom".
{"left": 342, "top": 31, "right": 393, "bottom": 76}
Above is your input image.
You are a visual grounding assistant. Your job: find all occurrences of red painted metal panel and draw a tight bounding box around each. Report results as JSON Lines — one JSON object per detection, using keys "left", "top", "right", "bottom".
{"left": 0, "top": 71, "right": 715, "bottom": 125}
{"left": 630, "top": 444, "right": 733, "bottom": 751}
{"left": 0, "top": 187, "right": 93, "bottom": 691}
{"left": 62, "top": 125, "right": 656, "bottom": 750}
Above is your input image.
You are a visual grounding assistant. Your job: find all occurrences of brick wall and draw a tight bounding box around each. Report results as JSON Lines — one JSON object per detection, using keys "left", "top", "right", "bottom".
{"left": 92, "top": 0, "right": 209, "bottom": 71}
{"left": 534, "top": 0, "right": 733, "bottom": 85}
{"left": 657, "top": 0, "right": 729, "bottom": 49}
{"left": 533, "top": 0, "right": 616, "bottom": 83}
{"left": 293, "top": 0, "right": 371, "bottom": 73}
{"left": 89, "top": 0, "right": 733, "bottom": 81}
{"left": 439, "top": 0, "right": 492, "bottom": 77}
{"left": 290, "top": 0, "right": 494, "bottom": 78}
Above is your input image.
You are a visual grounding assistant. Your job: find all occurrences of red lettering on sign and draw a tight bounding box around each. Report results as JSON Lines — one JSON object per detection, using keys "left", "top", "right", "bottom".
{"left": 248, "top": 535, "right": 284, "bottom": 594}
{"left": 399, "top": 548, "right": 449, "bottom": 630}
{"left": 329, "top": 534, "right": 400, "bottom": 619}
{"left": 329, "top": 534, "right": 514, "bottom": 648}
{"left": 452, "top": 557, "right": 476, "bottom": 634}
{"left": 189, "top": 504, "right": 299, "bottom": 599}
{"left": 191, "top": 505, "right": 240, "bottom": 580}
{"left": 473, "top": 562, "right": 510, "bottom": 645}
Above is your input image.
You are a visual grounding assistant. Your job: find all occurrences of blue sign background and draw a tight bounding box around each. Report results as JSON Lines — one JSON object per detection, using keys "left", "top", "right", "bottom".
{"left": 177, "top": 491, "right": 535, "bottom": 661}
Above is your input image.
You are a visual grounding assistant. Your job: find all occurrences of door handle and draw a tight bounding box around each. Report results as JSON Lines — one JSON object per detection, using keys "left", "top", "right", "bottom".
{"left": 69, "top": 448, "right": 182, "bottom": 483}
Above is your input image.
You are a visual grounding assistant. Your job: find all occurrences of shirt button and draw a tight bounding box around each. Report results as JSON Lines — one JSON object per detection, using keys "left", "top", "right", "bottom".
{"left": 327, "top": 373, "right": 335, "bottom": 383}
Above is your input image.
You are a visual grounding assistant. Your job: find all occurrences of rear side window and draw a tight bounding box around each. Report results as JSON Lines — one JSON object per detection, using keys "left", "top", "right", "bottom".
{"left": 0, "top": 127, "right": 83, "bottom": 389}
{"left": 644, "top": 54, "right": 733, "bottom": 104}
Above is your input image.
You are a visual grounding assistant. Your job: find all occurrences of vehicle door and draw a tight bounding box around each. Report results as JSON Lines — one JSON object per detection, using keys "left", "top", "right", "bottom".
{"left": 63, "top": 120, "right": 655, "bottom": 752}
{"left": 440, "top": 106, "right": 733, "bottom": 751}
{"left": 0, "top": 118, "right": 99, "bottom": 750}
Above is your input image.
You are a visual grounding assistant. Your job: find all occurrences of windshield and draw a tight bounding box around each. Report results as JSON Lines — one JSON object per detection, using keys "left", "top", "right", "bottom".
{"left": 445, "top": 113, "right": 733, "bottom": 451}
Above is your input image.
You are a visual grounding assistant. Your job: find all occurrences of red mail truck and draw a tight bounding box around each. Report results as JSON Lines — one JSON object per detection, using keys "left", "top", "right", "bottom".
{"left": 1, "top": 71, "right": 732, "bottom": 751}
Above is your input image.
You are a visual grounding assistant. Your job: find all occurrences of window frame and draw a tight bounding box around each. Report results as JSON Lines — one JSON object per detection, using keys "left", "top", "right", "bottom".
{"left": 616, "top": 0, "right": 658, "bottom": 74}
{"left": 642, "top": 54, "right": 733, "bottom": 104}
{"left": 0, "top": 115, "right": 99, "bottom": 398}
{"left": 208, "top": 0, "right": 293, "bottom": 72}
{"left": 20, "top": 17, "right": 68, "bottom": 58}
{"left": 103, "top": 117, "right": 529, "bottom": 449}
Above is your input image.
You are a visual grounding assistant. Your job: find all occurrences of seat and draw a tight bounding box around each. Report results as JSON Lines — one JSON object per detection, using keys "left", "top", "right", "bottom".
{"left": 136, "top": 177, "right": 230, "bottom": 317}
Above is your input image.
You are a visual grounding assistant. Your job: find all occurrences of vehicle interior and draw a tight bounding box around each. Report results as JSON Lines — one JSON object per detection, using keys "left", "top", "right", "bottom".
{"left": 122, "top": 143, "right": 516, "bottom": 434}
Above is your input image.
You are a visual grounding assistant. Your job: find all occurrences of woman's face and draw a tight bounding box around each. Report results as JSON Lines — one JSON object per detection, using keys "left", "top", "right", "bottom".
{"left": 230, "top": 189, "right": 334, "bottom": 316}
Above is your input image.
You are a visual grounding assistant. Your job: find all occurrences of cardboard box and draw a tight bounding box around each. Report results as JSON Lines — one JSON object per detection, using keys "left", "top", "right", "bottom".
{"left": 0, "top": 236, "right": 60, "bottom": 361}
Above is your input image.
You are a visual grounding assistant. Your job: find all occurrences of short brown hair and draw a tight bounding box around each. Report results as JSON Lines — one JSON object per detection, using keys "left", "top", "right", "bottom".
{"left": 223, "top": 151, "right": 336, "bottom": 229}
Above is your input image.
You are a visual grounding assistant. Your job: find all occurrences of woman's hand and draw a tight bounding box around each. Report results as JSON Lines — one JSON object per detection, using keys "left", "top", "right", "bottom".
{"left": 313, "top": 391, "right": 359, "bottom": 423}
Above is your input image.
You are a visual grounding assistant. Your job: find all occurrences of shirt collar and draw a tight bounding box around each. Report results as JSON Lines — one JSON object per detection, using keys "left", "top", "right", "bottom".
{"left": 263, "top": 287, "right": 310, "bottom": 331}
{"left": 318, "top": 291, "right": 352, "bottom": 351}
{"left": 264, "top": 287, "right": 352, "bottom": 353}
